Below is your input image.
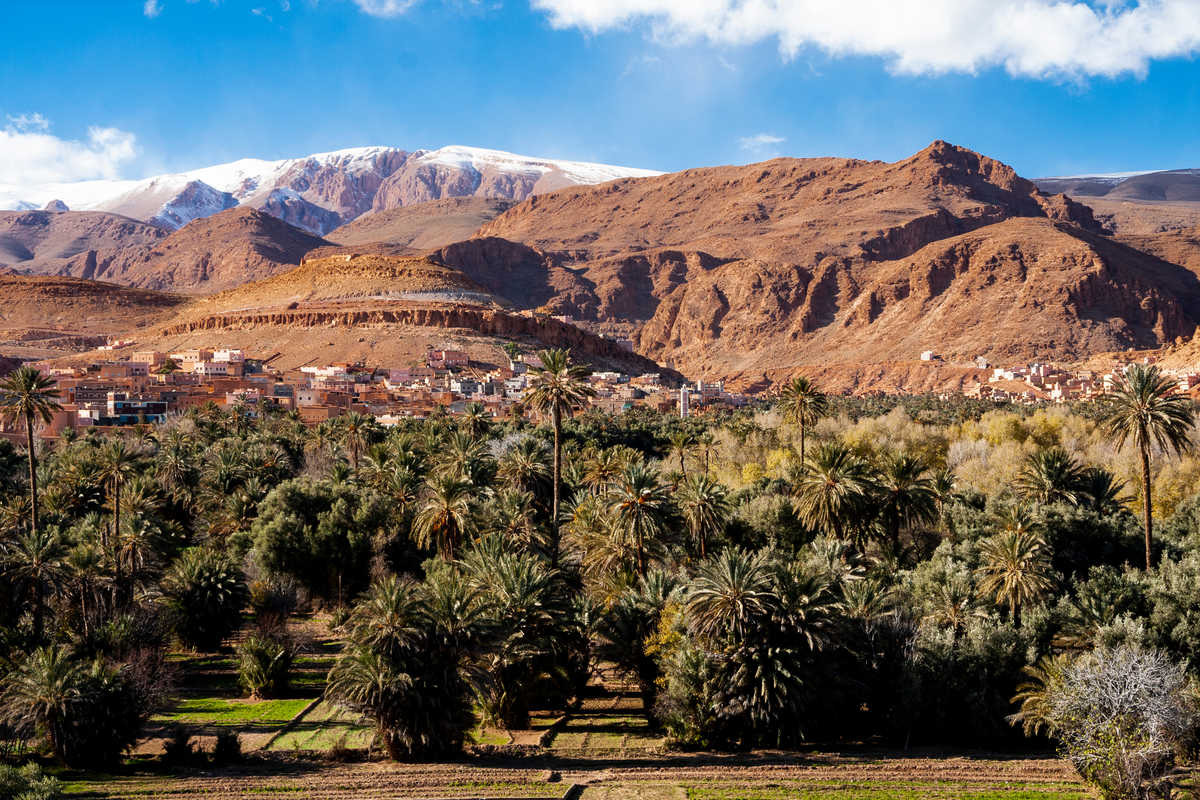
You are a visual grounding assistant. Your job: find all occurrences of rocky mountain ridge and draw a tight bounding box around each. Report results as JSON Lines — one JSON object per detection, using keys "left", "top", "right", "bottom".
{"left": 1, "top": 145, "right": 660, "bottom": 236}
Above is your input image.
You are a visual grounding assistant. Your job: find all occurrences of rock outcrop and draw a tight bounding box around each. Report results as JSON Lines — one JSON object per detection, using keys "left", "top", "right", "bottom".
{"left": 468, "top": 141, "right": 1200, "bottom": 388}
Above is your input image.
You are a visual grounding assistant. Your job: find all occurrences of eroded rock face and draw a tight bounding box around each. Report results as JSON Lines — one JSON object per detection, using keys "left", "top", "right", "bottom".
{"left": 471, "top": 141, "right": 1198, "bottom": 387}
{"left": 267, "top": 149, "right": 411, "bottom": 228}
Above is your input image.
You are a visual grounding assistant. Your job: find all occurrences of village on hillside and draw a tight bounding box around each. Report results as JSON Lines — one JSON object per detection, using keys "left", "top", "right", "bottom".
{"left": 12, "top": 340, "right": 753, "bottom": 438}
{"left": 10, "top": 334, "right": 1200, "bottom": 440}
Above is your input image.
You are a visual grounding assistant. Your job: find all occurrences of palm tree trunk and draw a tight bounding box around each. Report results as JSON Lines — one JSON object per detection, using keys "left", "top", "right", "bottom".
{"left": 551, "top": 407, "right": 561, "bottom": 567}
{"left": 25, "top": 415, "right": 38, "bottom": 535}
{"left": 33, "top": 580, "right": 44, "bottom": 642}
{"left": 113, "top": 481, "right": 122, "bottom": 608}
{"left": 635, "top": 522, "right": 646, "bottom": 577}
{"left": 1141, "top": 442, "right": 1153, "bottom": 571}
{"left": 800, "top": 419, "right": 806, "bottom": 464}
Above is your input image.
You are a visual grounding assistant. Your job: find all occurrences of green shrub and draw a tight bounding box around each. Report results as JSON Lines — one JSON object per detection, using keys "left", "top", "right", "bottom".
{"left": 237, "top": 633, "right": 293, "bottom": 699}
{"left": 0, "top": 763, "right": 63, "bottom": 800}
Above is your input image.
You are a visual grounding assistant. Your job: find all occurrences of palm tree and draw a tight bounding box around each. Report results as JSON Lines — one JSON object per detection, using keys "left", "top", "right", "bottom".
{"left": 1007, "top": 653, "right": 1073, "bottom": 736}
{"left": 340, "top": 412, "right": 375, "bottom": 471}
{"left": 3, "top": 527, "right": 67, "bottom": 641}
{"left": 791, "top": 442, "right": 875, "bottom": 542}
{"left": 96, "top": 438, "right": 144, "bottom": 606}
{"left": 0, "top": 645, "right": 83, "bottom": 762}
{"left": 876, "top": 453, "right": 937, "bottom": 554}
{"left": 976, "top": 527, "right": 1055, "bottom": 627}
{"left": 777, "top": 375, "right": 828, "bottom": 463}
{"left": 667, "top": 430, "right": 694, "bottom": 478}
{"left": 1101, "top": 364, "right": 1195, "bottom": 570}
{"left": 460, "top": 402, "right": 491, "bottom": 439}
{"left": 686, "top": 548, "right": 774, "bottom": 642}
{"left": 412, "top": 474, "right": 473, "bottom": 559}
{"left": 439, "top": 430, "right": 491, "bottom": 486}
{"left": 582, "top": 447, "right": 626, "bottom": 495}
{"left": 677, "top": 474, "right": 730, "bottom": 559}
{"left": 526, "top": 349, "right": 595, "bottom": 563}
{"left": 0, "top": 367, "right": 62, "bottom": 537}
{"left": 1077, "top": 466, "right": 1131, "bottom": 515}
{"left": 611, "top": 461, "right": 671, "bottom": 576}
{"left": 1014, "top": 447, "right": 1085, "bottom": 506}
{"left": 924, "top": 574, "right": 984, "bottom": 642}
{"left": 496, "top": 437, "right": 551, "bottom": 501}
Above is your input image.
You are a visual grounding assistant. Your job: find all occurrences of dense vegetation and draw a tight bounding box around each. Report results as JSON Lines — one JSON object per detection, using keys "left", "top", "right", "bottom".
{"left": 2, "top": 356, "right": 1200, "bottom": 798}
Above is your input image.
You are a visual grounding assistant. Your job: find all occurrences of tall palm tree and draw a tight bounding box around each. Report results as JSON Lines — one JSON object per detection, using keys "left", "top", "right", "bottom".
{"left": 667, "top": 430, "right": 694, "bottom": 478}
{"left": 677, "top": 473, "right": 730, "bottom": 559}
{"left": 975, "top": 527, "right": 1055, "bottom": 627}
{"left": 3, "top": 527, "right": 67, "bottom": 641}
{"left": 340, "top": 411, "right": 374, "bottom": 471}
{"left": 877, "top": 453, "right": 938, "bottom": 554}
{"left": 611, "top": 461, "right": 672, "bottom": 576}
{"left": 0, "top": 366, "right": 62, "bottom": 537}
{"left": 1014, "top": 447, "right": 1085, "bottom": 506}
{"left": 96, "top": 438, "right": 144, "bottom": 606}
{"left": 526, "top": 349, "right": 595, "bottom": 563}
{"left": 1101, "top": 364, "right": 1195, "bottom": 569}
{"left": 412, "top": 474, "right": 473, "bottom": 560}
{"left": 792, "top": 442, "right": 875, "bottom": 542}
{"left": 777, "top": 375, "right": 828, "bottom": 463}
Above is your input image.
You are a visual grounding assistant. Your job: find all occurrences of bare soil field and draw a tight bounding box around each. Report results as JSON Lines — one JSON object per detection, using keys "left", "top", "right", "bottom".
{"left": 58, "top": 751, "right": 1089, "bottom": 799}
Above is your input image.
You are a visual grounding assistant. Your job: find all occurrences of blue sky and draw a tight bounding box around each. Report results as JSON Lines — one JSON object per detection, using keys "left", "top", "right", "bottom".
{"left": 2, "top": 0, "right": 1199, "bottom": 183}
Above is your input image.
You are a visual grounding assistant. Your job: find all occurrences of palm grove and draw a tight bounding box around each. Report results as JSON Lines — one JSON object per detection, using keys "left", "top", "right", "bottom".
{"left": 2, "top": 355, "right": 1200, "bottom": 796}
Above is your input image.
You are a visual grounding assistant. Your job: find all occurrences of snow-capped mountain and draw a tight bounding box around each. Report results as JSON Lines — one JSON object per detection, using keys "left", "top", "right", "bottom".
{"left": 0, "top": 146, "right": 661, "bottom": 235}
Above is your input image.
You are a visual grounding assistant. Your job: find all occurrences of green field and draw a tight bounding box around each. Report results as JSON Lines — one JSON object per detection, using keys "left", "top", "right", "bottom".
{"left": 154, "top": 697, "right": 315, "bottom": 729}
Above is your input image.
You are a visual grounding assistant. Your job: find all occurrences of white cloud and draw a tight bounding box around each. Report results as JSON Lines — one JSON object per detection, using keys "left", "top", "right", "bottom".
{"left": 739, "top": 133, "right": 784, "bottom": 150}
{"left": 353, "top": 0, "right": 419, "bottom": 16}
{"left": 738, "top": 132, "right": 786, "bottom": 159}
{"left": 144, "top": 0, "right": 162, "bottom": 17}
{"left": 529, "top": 0, "right": 1200, "bottom": 79}
{"left": 6, "top": 113, "right": 50, "bottom": 133}
{"left": 0, "top": 116, "right": 138, "bottom": 186}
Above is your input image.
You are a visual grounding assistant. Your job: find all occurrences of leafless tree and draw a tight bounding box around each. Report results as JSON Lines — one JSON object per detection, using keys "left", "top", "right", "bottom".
{"left": 1040, "top": 646, "right": 1196, "bottom": 800}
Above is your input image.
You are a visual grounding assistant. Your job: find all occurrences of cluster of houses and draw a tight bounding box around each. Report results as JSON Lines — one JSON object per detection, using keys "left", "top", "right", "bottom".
{"left": 11, "top": 344, "right": 750, "bottom": 439}
{"left": 963, "top": 358, "right": 1200, "bottom": 404}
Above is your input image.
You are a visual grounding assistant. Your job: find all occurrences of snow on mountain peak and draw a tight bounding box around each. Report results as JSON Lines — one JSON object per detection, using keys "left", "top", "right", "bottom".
{"left": 0, "top": 144, "right": 661, "bottom": 234}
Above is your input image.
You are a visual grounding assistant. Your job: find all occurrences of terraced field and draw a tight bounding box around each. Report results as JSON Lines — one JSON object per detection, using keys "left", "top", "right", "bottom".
{"left": 60, "top": 637, "right": 1091, "bottom": 800}
{"left": 59, "top": 753, "right": 1090, "bottom": 799}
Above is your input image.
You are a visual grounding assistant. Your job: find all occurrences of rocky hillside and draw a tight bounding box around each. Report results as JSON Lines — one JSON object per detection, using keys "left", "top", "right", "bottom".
{"left": 147, "top": 253, "right": 664, "bottom": 375}
{"left": 0, "top": 210, "right": 168, "bottom": 269}
{"left": 469, "top": 141, "right": 1200, "bottom": 388}
{"left": 12, "top": 207, "right": 331, "bottom": 294}
{"left": 327, "top": 197, "right": 515, "bottom": 250}
{"left": 0, "top": 273, "right": 184, "bottom": 359}
{"left": 1037, "top": 170, "right": 1200, "bottom": 203}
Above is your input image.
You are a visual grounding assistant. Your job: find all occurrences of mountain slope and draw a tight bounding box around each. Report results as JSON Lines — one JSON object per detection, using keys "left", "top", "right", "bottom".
{"left": 327, "top": 196, "right": 515, "bottom": 250}
{"left": 0, "top": 210, "right": 167, "bottom": 267}
{"left": 1, "top": 146, "right": 660, "bottom": 236}
{"left": 465, "top": 141, "right": 1200, "bottom": 389}
{"left": 145, "top": 252, "right": 663, "bottom": 375}
{"left": 14, "top": 207, "right": 331, "bottom": 294}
